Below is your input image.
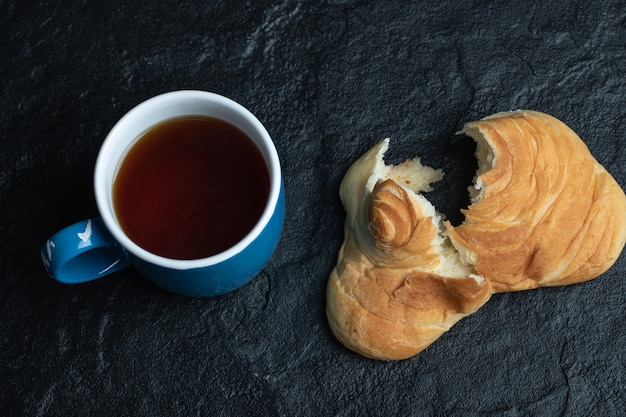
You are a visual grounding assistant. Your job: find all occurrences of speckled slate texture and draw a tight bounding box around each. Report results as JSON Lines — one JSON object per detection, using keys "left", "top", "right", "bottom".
{"left": 2, "top": 1, "right": 626, "bottom": 416}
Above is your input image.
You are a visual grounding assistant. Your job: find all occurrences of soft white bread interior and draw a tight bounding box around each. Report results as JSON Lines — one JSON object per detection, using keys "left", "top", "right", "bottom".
{"left": 327, "top": 110, "right": 626, "bottom": 361}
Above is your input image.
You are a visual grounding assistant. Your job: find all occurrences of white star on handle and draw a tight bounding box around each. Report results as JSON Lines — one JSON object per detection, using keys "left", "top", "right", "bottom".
{"left": 77, "top": 219, "right": 92, "bottom": 242}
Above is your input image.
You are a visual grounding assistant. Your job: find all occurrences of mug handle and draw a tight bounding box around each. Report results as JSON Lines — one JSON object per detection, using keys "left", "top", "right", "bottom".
{"left": 41, "top": 218, "right": 129, "bottom": 284}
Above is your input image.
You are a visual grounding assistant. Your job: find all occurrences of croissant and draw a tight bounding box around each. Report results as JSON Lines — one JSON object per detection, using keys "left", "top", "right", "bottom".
{"left": 327, "top": 110, "right": 626, "bottom": 360}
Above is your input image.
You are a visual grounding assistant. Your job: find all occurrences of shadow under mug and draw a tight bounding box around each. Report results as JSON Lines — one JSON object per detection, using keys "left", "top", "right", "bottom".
{"left": 41, "top": 91, "right": 285, "bottom": 297}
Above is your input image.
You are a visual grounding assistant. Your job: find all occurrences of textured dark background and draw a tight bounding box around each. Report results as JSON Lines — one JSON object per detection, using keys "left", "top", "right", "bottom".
{"left": 2, "top": 1, "right": 626, "bottom": 416}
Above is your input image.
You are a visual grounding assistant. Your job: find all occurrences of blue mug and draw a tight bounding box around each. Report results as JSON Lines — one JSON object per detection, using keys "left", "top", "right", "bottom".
{"left": 41, "top": 91, "right": 285, "bottom": 297}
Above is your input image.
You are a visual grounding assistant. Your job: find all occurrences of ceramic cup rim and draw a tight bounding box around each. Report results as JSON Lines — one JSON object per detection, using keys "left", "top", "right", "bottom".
{"left": 94, "top": 90, "right": 281, "bottom": 270}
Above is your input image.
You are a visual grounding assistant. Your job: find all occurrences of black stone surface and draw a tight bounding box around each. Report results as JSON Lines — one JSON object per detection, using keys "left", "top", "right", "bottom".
{"left": 2, "top": 1, "right": 626, "bottom": 416}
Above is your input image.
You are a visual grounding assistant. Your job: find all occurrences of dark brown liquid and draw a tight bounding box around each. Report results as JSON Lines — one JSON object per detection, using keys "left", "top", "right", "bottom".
{"left": 113, "top": 116, "right": 269, "bottom": 259}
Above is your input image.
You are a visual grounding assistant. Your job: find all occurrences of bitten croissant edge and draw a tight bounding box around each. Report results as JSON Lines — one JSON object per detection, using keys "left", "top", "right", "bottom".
{"left": 326, "top": 110, "right": 626, "bottom": 361}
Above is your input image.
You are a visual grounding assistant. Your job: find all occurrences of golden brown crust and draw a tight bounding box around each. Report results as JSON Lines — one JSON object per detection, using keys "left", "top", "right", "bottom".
{"left": 327, "top": 230, "right": 491, "bottom": 361}
{"left": 327, "top": 110, "right": 626, "bottom": 361}
{"left": 445, "top": 110, "right": 626, "bottom": 291}
{"left": 369, "top": 179, "right": 442, "bottom": 270}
